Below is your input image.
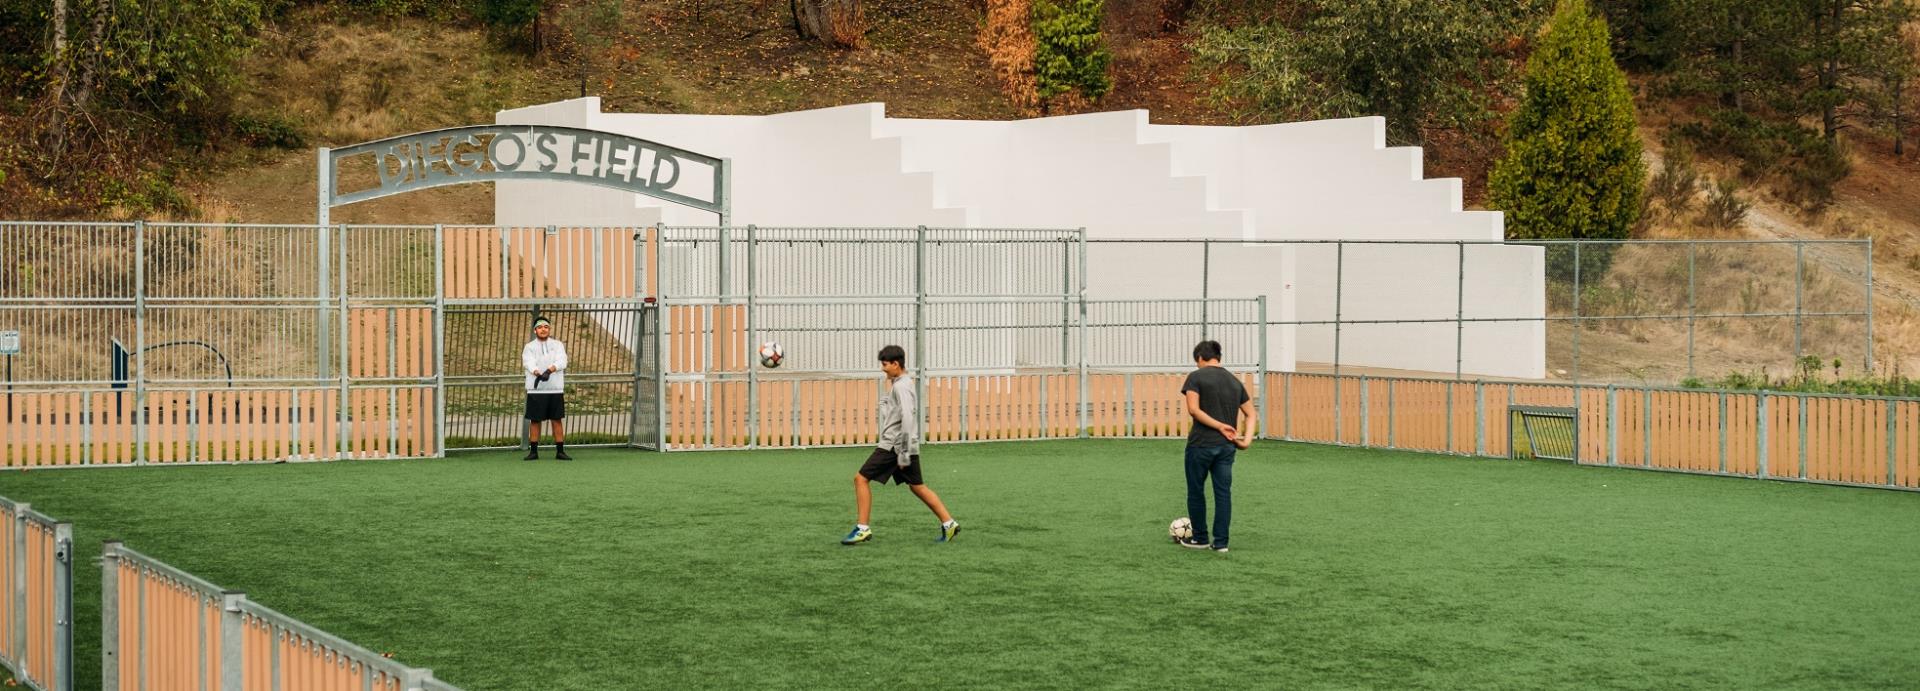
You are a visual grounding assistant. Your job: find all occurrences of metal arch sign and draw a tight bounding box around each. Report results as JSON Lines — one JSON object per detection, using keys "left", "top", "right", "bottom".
{"left": 320, "top": 124, "right": 727, "bottom": 217}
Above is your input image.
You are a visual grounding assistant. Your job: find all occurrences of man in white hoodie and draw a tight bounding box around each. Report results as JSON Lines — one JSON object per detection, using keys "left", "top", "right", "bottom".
{"left": 522, "top": 317, "right": 571, "bottom": 460}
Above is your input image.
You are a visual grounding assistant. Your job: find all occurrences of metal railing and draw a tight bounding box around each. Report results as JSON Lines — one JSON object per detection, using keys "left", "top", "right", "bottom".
{"left": 0, "top": 495, "right": 72, "bottom": 691}
{"left": 1259, "top": 371, "right": 1920, "bottom": 491}
{"left": 1084, "top": 237, "right": 1875, "bottom": 383}
{"left": 102, "top": 542, "right": 460, "bottom": 691}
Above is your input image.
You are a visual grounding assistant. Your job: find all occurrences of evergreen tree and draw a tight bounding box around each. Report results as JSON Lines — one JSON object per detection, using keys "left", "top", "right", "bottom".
{"left": 1033, "top": 0, "right": 1113, "bottom": 105}
{"left": 1490, "top": 0, "right": 1646, "bottom": 282}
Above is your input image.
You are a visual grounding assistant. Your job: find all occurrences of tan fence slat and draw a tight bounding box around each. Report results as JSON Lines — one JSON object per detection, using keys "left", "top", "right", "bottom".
{"left": 1806, "top": 397, "right": 1825, "bottom": 480}
{"left": 23, "top": 392, "right": 42, "bottom": 465}
{"left": 1900, "top": 401, "right": 1917, "bottom": 488}
{"left": 1, "top": 394, "right": 12, "bottom": 466}
{"left": 198, "top": 391, "right": 218, "bottom": 463}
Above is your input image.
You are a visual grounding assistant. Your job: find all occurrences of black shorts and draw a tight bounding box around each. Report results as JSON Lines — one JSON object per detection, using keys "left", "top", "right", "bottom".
{"left": 858, "top": 448, "right": 924, "bottom": 486}
{"left": 525, "top": 393, "right": 566, "bottom": 422}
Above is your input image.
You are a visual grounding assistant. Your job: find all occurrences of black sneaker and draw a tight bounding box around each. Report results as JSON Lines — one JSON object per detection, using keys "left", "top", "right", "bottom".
{"left": 522, "top": 446, "right": 539, "bottom": 461}
{"left": 554, "top": 447, "right": 573, "bottom": 461}
{"left": 1212, "top": 544, "right": 1229, "bottom": 554}
{"left": 1177, "top": 536, "right": 1211, "bottom": 549}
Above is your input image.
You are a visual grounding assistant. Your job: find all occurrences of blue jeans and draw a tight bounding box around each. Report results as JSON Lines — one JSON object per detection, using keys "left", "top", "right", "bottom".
{"left": 1184, "top": 444, "right": 1235, "bottom": 548}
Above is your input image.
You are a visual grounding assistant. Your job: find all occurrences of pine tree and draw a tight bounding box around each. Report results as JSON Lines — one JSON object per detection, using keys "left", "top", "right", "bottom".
{"left": 1033, "top": 0, "right": 1113, "bottom": 106}
{"left": 1491, "top": 0, "right": 1646, "bottom": 282}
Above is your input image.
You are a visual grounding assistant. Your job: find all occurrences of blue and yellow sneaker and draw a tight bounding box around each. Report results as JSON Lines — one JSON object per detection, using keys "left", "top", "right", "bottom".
{"left": 937, "top": 520, "right": 961, "bottom": 543}
{"left": 841, "top": 525, "right": 872, "bottom": 545}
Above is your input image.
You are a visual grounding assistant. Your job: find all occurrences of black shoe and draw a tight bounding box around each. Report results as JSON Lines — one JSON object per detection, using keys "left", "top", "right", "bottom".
{"left": 554, "top": 446, "right": 573, "bottom": 461}
{"left": 1178, "top": 536, "right": 1211, "bottom": 549}
{"left": 523, "top": 445, "right": 539, "bottom": 461}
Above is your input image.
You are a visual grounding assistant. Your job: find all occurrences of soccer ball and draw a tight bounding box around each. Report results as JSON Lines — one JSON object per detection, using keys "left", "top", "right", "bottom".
{"left": 757, "top": 341, "right": 784, "bottom": 369}
{"left": 1169, "top": 517, "right": 1193, "bottom": 541}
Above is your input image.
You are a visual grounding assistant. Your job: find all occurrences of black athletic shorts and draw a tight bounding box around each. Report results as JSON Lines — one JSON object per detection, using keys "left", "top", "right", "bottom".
{"left": 858, "top": 448, "right": 924, "bottom": 486}
{"left": 525, "top": 393, "right": 566, "bottom": 422}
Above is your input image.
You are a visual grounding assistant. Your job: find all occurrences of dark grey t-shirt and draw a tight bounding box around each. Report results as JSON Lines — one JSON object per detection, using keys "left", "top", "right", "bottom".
{"left": 1181, "top": 366, "right": 1249, "bottom": 448}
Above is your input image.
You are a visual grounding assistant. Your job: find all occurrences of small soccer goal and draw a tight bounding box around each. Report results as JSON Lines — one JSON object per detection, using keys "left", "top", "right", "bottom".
{"left": 1509, "top": 405, "right": 1578, "bottom": 461}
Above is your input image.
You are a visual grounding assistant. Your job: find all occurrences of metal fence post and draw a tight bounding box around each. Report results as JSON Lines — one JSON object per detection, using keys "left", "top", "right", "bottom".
{"left": 914, "top": 226, "right": 928, "bottom": 435}
{"left": 654, "top": 226, "right": 669, "bottom": 451}
{"left": 1061, "top": 236, "right": 1072, "bottom": 369}
{"left": 1757, "top": 395, "right": 1770, "bottom": 479}
{"left": 1257, "top": 295, "right": 1268, "bottom": 439}
{"left": 1606, "top": 384, "right": 1618, "bottom": 466}
{"left": 1572, "top": 242, "right": 1582, "bottom": 382}
{"left": 220, "top": 592, "right": 245, "bottom": 691}
{"left": 101, "top": 541, "right": 120, "bottom": 689}
{"left": 1572, "top": 384, "right": 1582, "bottom": 464}
{"left": 1643, "top": 388, "right": 1652, "bottom": 468}
{"left": 1200, "top": 239, "right": 1211, "bottom": 340}
{"left": 338, "top": 224, "right": 351, "bottom": 460}
{"left": 1474, "top": 381, "right": 1486, "bottom": 457}
{"left": 134, "top": 221, "right": 147, "bottom": 464}
{"left": 318, "top": 220, "right": 331, "bottom": 380}
{"left": 497, "top": 225, "right": 510, "bottom": 299}
{"left": 1799, "top": 395, "right": 1809, "bottom": 479}
{"left": 1359, "top": 375, "right": 1370, "bottom": 448}
{"left": 1718, "top": 391, "right": 1728, "bottom": 473}
{"left": 1333, "top": 242, "right": 1344, "bottom": 376}
{"left": 746, "top": 225, "right": 759, "bottom": 449}
{"left": 53, "top": 523, "right": 71, "bottom": 691}
{"left": 1333, "top": 243, "right": 1344, "bottom": 443}
{"left": 1456, "top": 241, "right": 1465, "bottom": 380}
{"left": 12, "top": 504, "right": 27, "bottom": 666}
{"left": 1687, "top": 243, "right": 1696, "bottom": 379}
{"left": 1887, "top": 399, "right": 1897, "bottom": 488}
{"left": 388, "top": 308, "right": 399, "bottom": 457}
{"left": 1078, "top": 229, "right": 1090, "bottom": 438}
{"left": 1794, "top": 243, "right": 1804, "bottom": 363}
{"left": 433, "top": 224, "right": 447, "bottom": 457}
{"left": 1866, "top": 238, "right": 1876, "bottom": 373}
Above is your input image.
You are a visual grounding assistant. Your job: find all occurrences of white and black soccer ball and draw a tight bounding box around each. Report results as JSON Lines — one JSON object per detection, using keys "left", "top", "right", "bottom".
{"left": 758, "top": 341, "right": 785, "bottom": 369}
{"left": 1169, "top": 517, "right": 1193, "bottom": 542}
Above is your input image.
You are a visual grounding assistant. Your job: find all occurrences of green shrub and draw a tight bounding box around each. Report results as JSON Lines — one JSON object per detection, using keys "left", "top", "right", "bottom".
{"left": 1033, "top": 0, "right": 1114, "bottom": 103}
{"left": 231, "top": 112, "right": 306, "bottom": 149}
{"left": 1490, "top": 0, "right": 1645, "bottom": 283}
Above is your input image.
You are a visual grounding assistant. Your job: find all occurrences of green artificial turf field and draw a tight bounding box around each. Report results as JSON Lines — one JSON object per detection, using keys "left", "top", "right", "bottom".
{"left": 3, "top": 439, "right": 1917, "bottom": 690}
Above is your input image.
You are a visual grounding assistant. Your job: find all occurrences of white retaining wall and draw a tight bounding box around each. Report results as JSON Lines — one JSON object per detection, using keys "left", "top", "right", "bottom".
{"left": 496, "top": 99, "right": 1544, "bottom": 378}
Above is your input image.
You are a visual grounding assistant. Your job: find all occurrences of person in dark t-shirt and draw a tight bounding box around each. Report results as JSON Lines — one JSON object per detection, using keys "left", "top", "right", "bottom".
{"left": 1177, "top": 340, "right": 1253, "bottom": 553}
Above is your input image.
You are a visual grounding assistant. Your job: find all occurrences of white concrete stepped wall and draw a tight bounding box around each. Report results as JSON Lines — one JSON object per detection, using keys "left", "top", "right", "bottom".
{"left": 496, "top": 99, "right": 1545, "bottom": 378}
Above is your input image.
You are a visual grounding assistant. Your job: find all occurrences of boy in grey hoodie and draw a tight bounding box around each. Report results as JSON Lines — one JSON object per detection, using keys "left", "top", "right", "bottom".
{"left": 841, "top": 345, "right": 960, "bottom": 545}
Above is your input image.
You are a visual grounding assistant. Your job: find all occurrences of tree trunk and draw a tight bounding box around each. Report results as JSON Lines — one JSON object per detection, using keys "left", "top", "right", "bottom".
{"left": 533, "top": 8, "right": 545, "bottom": 55}
{"left": 1819, "top": 5, "right": 1839, "bottom": 141}
{"left": 45, "top": 0, "right": 70, "bottom": 156}
{"left": 1896, "top": 78, "right": 1906, "bottom": 156}
{"left": 792, "top": 0, "right": 865, "bottom": 48}
{"left": 1729, "top": 26, "right": 1744, "bottom": 111}
{"left": 72, "top": 0, "right": 108, "bottom": 116}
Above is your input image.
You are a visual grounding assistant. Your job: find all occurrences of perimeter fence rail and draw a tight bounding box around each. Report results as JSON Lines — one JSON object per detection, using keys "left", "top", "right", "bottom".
{"left": 1083, "top": 237, "right": 1875, "bottom": 384}
{"left": 102, "top": 542, "right": 461, "bottom": 691}
{"left": 2, "top": 222, "right": 1906, "bottom": 494}
{"left": 1262, "top": 372, "right": 1920, "bottom": 490}
{"left": 0, "top": 496, "right": 72, "bottom": 691}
